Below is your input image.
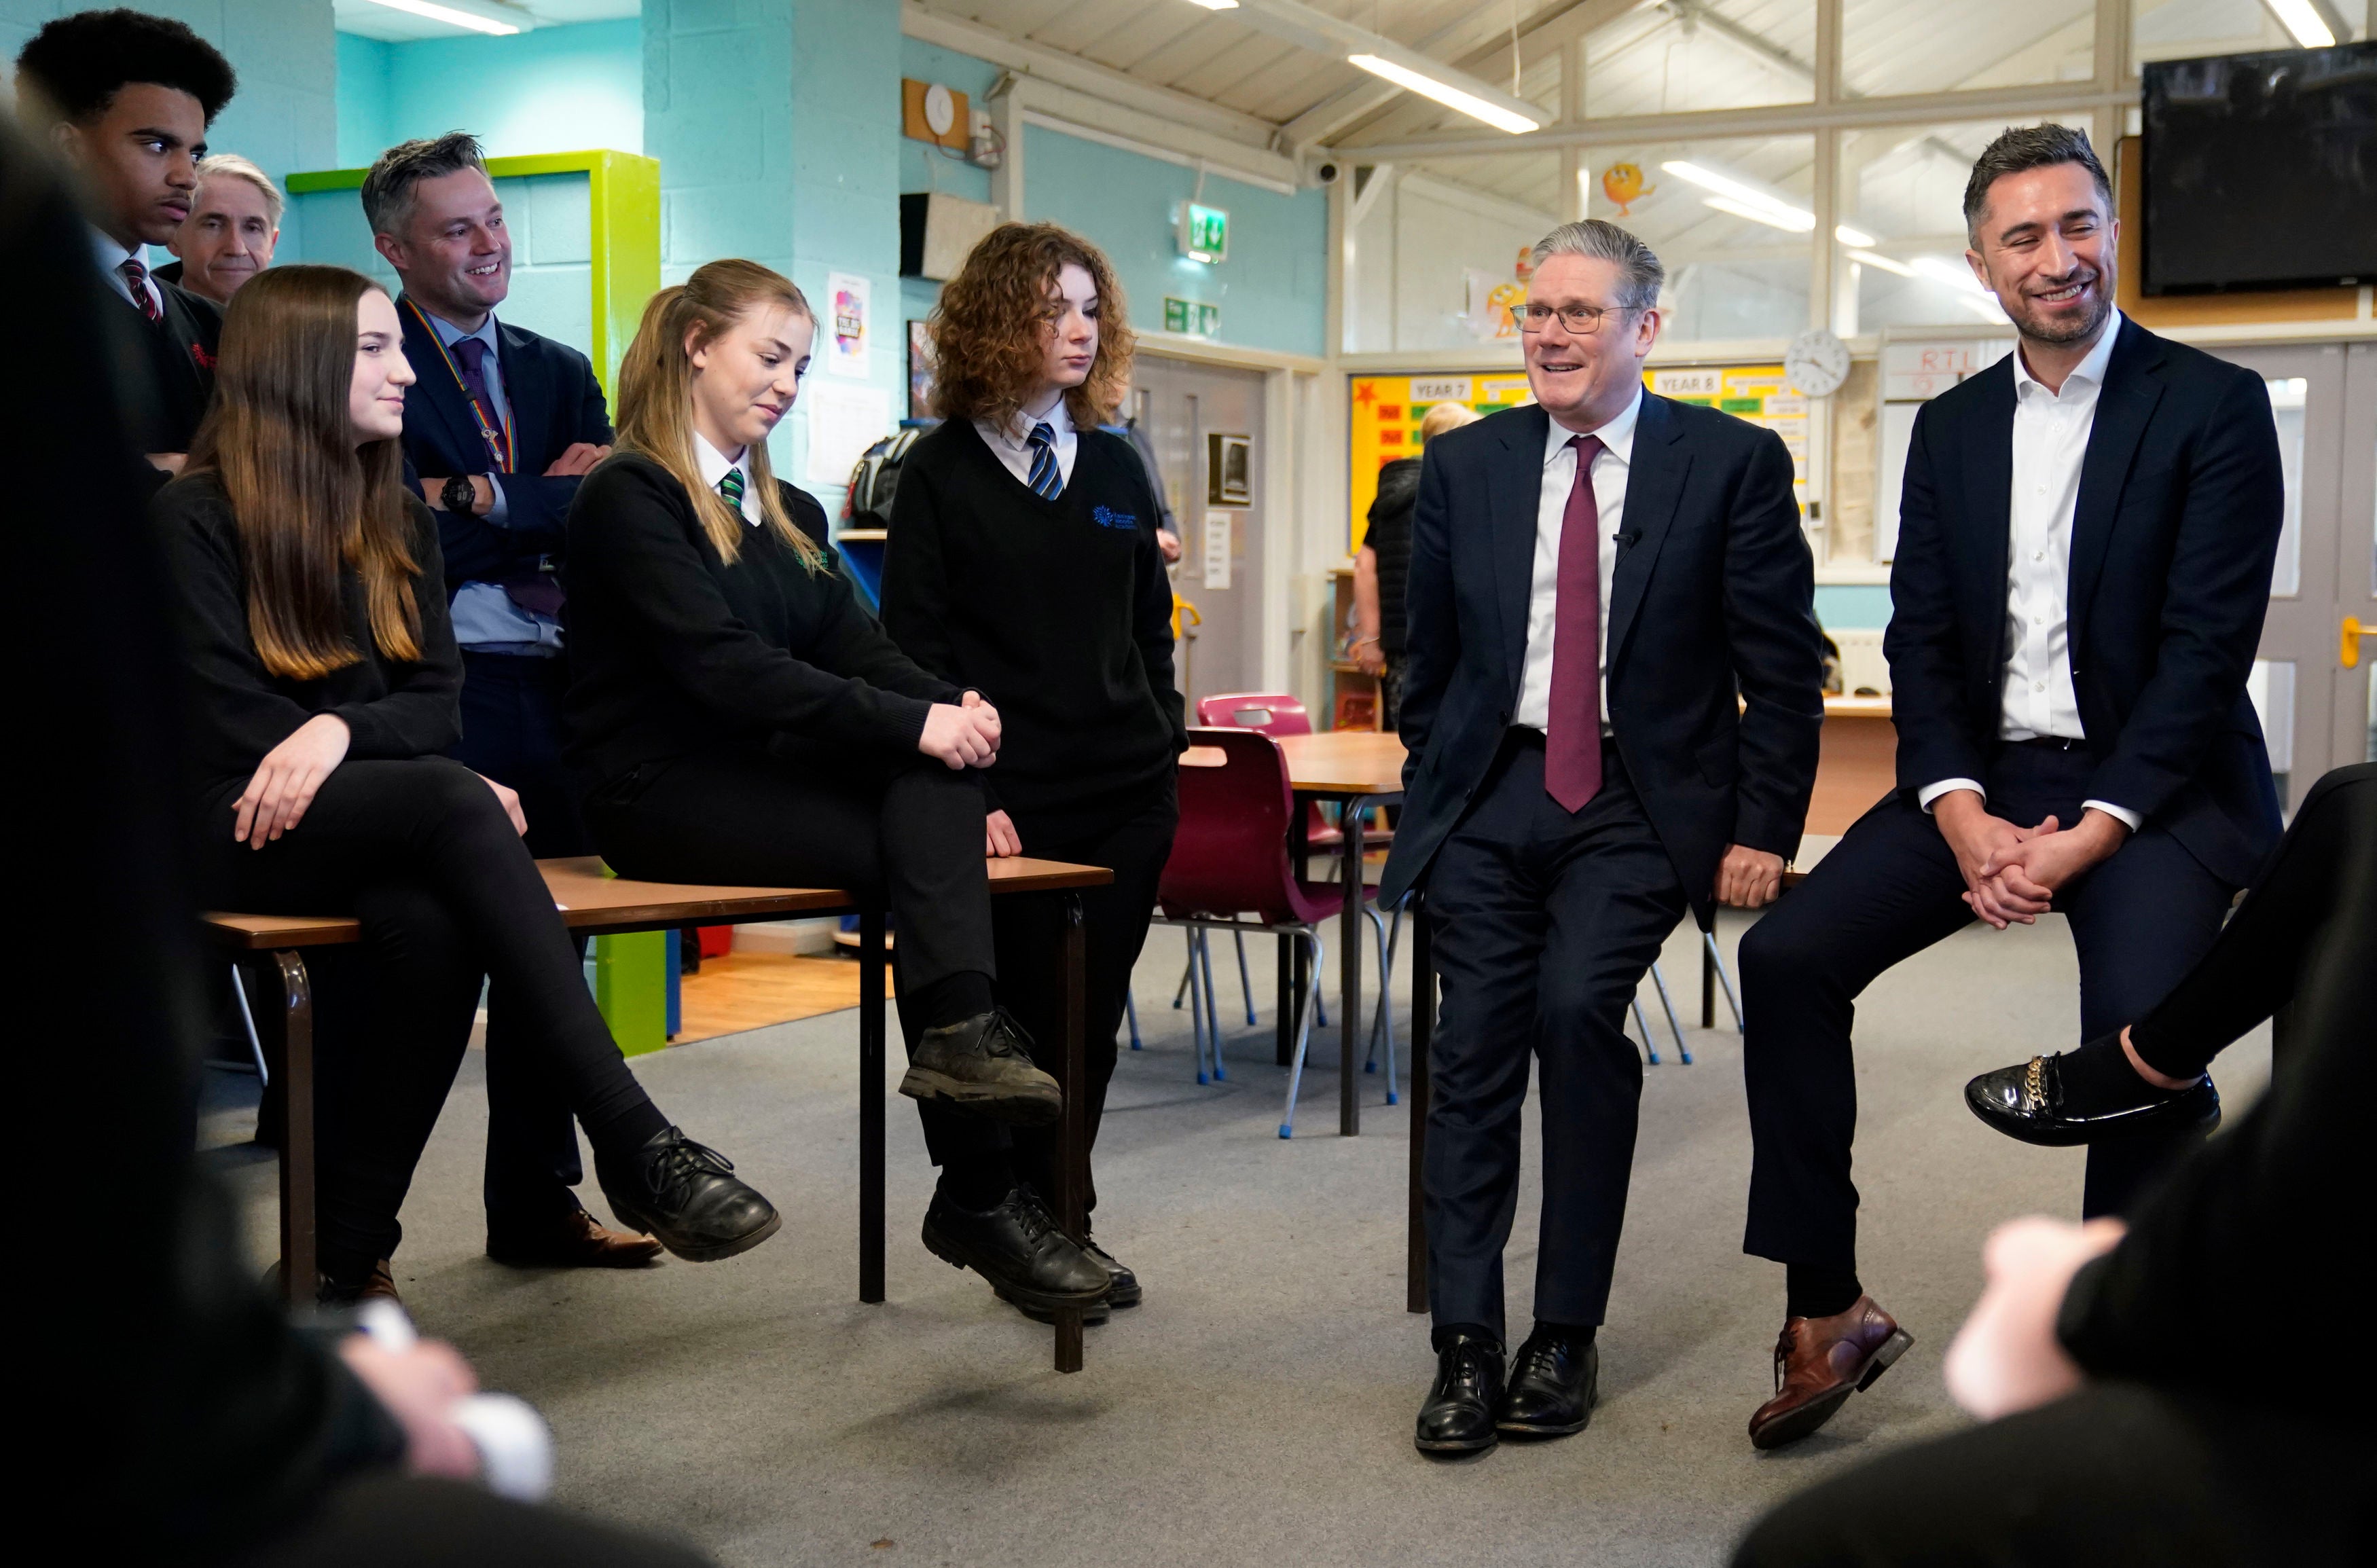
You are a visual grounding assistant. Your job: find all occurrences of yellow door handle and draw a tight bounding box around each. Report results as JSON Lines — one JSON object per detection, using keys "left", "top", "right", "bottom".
{"left": 2345, "top": 615, "right": 2364, "bottom": 670}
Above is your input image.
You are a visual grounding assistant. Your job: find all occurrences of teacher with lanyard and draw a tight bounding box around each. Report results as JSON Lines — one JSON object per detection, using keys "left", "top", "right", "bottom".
{"left": 361, "top": 131, "right": 648, "bottom": 1275}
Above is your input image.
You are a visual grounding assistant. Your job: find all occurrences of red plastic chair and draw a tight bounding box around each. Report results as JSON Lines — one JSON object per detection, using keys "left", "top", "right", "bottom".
{"left": 1158, "top": 728, "right": 1396, "bottom": 1135}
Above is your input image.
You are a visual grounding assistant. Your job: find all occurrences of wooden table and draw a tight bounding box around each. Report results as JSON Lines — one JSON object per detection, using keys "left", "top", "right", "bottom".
{"left": 1275, "top": 731, "right": 1411, "bottom": 1140}
{"left": 206, "top": 854, "right": 1113, "bottom": 1372}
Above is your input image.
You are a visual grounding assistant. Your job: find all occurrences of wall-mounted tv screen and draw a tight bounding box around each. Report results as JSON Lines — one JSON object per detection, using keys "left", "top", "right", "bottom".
{"left": 2142, "top": 43, "right": 2377, "bottom": 295}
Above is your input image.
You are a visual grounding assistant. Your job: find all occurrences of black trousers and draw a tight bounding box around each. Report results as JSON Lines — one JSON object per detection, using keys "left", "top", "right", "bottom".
{"left": 449, "top": 649, "right": 594, "bottom": 1227}
{"left": 234, "top": 1473, "right": 711, "bottom": 1568}
{"left": 1732, "top": 1382, "right": 2376, "bottom": 1567}
{"left": 585, "top": 746, "right": 996, "bottom": 1023}
{"left": 1738, "top": 744, "right": 2234, "bottom": 1271}
{"left": 905, "top": 782, "right": 1177, "bottom": 1220}
{"left": 1423, "top": 732, "right": 1688, "bottom": 1340}
{"left": 196, "top": 759, "right": 659, "bottom": 1277}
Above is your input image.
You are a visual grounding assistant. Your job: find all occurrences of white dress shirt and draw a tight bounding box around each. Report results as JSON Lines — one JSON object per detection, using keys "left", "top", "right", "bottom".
{"left": 974, "top": 395, "right": 1078, "bottom": 490}
{"left": 1919, "top": 312, "right": 2140, "bottom": 831}
{"left": 92, "top": 227, "right": 161, "bottom": 316}
{"left": 694, "top": 431, "right": 761, "bottom": 526}
{"left": 1514, "top": 387, "right": 1641, "bottom": 735}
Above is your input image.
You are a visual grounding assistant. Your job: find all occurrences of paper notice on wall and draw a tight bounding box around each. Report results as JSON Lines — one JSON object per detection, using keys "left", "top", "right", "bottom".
{"left": 825, "top": 271, "right": 871, "bottom": 378}
{"left": 804, "top": 380, "right": 890, "bottom": 487}
{"left": 1202, "top": 509, "right": 1232, "bottom": 591}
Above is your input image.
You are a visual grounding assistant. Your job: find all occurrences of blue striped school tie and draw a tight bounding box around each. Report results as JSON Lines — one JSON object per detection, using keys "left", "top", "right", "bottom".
{"left": 1025, "top": 421, "right": 1063, "bottom": 499}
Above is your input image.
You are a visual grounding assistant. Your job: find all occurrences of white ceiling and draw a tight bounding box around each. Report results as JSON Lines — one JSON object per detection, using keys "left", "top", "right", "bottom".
{"left": 333, "top": 0, "right": 638, "bottom": 45}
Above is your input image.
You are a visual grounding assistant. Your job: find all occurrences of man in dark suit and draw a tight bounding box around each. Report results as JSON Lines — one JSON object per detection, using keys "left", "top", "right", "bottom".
{"left": 361, "top": 132, "right": 647, "bottom": 1272}
{"left": 1734, "top": 125, "right": 2283, "bottom": 1452}
{"left": 1383, "top": 219, "right": 1824, "bottom": 1456}
{"left": 14, "top": 9, "right": 236, "bottom": 469}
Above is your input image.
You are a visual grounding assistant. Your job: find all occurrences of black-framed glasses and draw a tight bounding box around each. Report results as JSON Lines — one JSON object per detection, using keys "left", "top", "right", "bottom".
{"left": 1518, "top": 302, "right": 1630, "bottom": 334}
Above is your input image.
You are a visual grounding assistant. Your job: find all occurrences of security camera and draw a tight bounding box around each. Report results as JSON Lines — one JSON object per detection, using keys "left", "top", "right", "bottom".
{"left": 1313, "top": 161, "right": 1341, "bottom": 185}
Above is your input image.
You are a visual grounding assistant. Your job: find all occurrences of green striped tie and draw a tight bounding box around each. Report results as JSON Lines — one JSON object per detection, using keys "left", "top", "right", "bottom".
{"left": 719, "top": 469, "right": 744, "bottom": 512}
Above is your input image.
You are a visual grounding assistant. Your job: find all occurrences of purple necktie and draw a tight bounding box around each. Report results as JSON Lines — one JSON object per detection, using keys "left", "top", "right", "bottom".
{"left": 450, "top": 335, "right": 506, "bottom": 468}
{"left": 1544, "top": 433, "right": 1605, "bottom": 813}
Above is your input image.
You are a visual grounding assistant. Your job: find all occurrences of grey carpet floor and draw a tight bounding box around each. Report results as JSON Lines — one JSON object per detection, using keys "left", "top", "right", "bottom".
{"left": 200, "top": 909, "right": 2268, "bottom": 1568}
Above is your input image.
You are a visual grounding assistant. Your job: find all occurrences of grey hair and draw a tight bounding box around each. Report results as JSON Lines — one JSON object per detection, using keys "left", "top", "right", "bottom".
{"left": 194, "top": 153, "right": 283, "bottom": 225}
{"left": 360, "top": 130, "right": 488, "bottom": 238}
{"left": 1531, "top": 219, "right": 1665, "bottom": 312}
{"left": 1961, "top": 124, "right": 2110, "bottom": 242}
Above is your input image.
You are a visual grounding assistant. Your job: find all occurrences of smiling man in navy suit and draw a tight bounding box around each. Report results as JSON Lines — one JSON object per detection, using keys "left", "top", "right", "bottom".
{"left": 1734, "top": 125, "right": 2284, "bottom": 1453}
{"left": 1383, "top": 219, "right": 1824, "bottom": 1457}
{"left": 361, "top": 132, "right": 651, "bottom": 1272}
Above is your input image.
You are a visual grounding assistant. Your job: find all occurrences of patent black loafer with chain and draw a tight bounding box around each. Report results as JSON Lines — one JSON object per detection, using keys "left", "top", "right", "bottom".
{"left": 595, "top": 1127, "right": 780, "bottom": 1262}
{"left": 1965, "top": 1046, "right": 2221, "bottom": 1148}
{"left": 1415, "top": 1333, "right": 1505, "bottom": 1455}
{"left": 1497, "top": 1328, "right": 1599, "bottom": 1437}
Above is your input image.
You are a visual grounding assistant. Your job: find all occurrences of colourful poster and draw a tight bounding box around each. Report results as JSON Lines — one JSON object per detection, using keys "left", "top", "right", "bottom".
{"left": 826, "top": 270, "right": 870, "bottom": 379}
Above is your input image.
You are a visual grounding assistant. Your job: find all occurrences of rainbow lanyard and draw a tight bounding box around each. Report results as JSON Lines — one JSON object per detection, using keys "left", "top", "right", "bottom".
{"left": 403, "top": 296, "right": 515, "bottom": 473}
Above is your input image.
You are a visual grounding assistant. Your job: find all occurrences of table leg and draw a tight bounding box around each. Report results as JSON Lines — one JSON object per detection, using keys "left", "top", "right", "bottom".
{"left": 1406, "top": 901, "right": 1430, "bottom": 1315}
{"left": 859, "top": 907, "right": 886, "bottom": 1306}
{"left": 1340, "top": 801, "right": 1364, "bottom": 1137}
{"left": 1055, "top": 893, "right": 1087, "bottom": 1374}
{"left": 274, "top": 951, "right": 314, "bottom": 1310}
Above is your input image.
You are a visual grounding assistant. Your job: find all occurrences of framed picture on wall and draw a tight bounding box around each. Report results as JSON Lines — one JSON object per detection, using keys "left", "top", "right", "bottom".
{"left": 907, "top": 320, "right": 937, "bottom": 421}
{"left": 1206, "top": 433, "right": 1251, "bottom": 506}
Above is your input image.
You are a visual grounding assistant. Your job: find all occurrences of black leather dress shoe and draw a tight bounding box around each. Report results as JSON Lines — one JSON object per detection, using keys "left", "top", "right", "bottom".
{"left": 922, "top": 1186, "right": 1110, "bottom": 1311}
{"left": 1415, "top": 1333, "right": 1504, "bottom": 1455}
{"left": 1083, "top": 1235, "right": 1140, "bottom": 1308}
{"left": 1497, "top": 1328, "right": 1599, "bottom": 1437}
{"left": 594, "top": 1127, "right": 780, "bottom": 1262}
{"left": 901, "top": 1009, "right": 1063, "bottom": 1127}
{"left": 1965, "top": 1049, "right": 2221, "bottom": 1148}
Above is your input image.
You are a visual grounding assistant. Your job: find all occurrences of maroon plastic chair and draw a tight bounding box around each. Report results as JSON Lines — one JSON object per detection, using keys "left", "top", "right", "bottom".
{"left": 1158, "top": 728, "right": 1395, "bottom": 1135}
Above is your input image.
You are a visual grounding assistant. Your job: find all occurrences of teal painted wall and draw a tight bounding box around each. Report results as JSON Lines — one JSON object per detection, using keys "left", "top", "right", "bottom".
{"left": 335, "top": 19, "right": 642, "bottom": 168}
{"left": 898, "top": 37, "right": 994, "bottom": 207}
{"left": 1813, "top": 584, "right": 1893, "bottom": 631}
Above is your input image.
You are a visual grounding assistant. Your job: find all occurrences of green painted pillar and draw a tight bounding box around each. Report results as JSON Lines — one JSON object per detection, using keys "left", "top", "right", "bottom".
{"left": 595, "top": 932, "right": 670, "bottom": 1057}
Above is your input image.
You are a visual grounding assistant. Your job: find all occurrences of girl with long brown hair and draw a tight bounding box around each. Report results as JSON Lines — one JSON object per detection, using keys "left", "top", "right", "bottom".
{"left": 157, "top": 264, "right": 778, "bottom": 1302}
{"left": 563, "top": 259, "right": 1112, "bottom": 1316}
{"left": 880, "top": 223, "right": 1186, "bottom": 1324}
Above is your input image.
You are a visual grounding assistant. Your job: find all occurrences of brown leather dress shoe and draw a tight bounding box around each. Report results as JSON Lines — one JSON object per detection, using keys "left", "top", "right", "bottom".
{"left": 1747, "top": 1295, "right": 1912, "bottom": 1450}
{"left": 487, "top": 1205, "right": 664, "bottom": 1269}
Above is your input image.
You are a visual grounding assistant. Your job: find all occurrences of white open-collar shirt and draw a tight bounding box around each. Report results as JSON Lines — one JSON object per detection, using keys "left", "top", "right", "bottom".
{"left": 1514, "top": 386, "right": 1641, "bottom": 735}
{"left": 1918, "top": 312, "right": 2139, "bottom": 831}
{"left": 974, "top": 395, "right": 1079, "bottom": 490}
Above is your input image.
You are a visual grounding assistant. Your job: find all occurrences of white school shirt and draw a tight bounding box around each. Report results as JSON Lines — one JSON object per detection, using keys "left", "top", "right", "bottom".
{"left": 694, "top": 431, "right": 762, "bottom": 526}
{"left": 92, "top": 227, "right": 162, "bottom": 316}
{"left": 1514, "top": 387, "right": 1641, "bottom": 735}
{"left": 974, "top": 395, "right": 1079, "bottom": 490}
{"left": 1918, "top": 313, "right": 2140, "bottom": 831}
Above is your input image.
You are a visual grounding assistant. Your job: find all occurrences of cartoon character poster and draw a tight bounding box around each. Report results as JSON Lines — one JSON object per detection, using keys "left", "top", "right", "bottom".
{"left": 825, "top": 271, "right": 871, "bottom": 379}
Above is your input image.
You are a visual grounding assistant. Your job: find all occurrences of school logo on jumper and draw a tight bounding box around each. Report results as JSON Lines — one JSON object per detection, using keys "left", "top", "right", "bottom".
{"left": 1091, "top": 506, "right": 1138, "bottom": 530}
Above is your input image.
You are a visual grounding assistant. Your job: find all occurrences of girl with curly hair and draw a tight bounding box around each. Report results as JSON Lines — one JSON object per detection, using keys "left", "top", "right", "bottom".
{"left": 563, "top": 259, "right": 1114, "bottom": 1318}
{"left": 881, "top": 223, "right": 1188, "bottom": 1326}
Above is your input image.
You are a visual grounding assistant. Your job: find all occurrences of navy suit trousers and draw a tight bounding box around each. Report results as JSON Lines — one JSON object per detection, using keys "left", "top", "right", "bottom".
{"left": 1738, "top": 743, "right": 2235, "bottom": 1270}
{"left": 1423, "top": 731, "right": 1688, "bottom": 1341}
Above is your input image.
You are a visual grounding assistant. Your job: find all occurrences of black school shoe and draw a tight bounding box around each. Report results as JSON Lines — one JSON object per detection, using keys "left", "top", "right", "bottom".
{"left": 1497, "top": 1327, "right": 1599, "bottom": 1437}
{"left": 1965, "top": 1044, "right": 2221, "bottom": 1148}
{"left": 1415, "top": 1333, "right": 1505, "bottom": 1455}
{"left": 996, "top": 1233, "right": 1137, "bottom": 1324}
{"left": 900, "top": 1009, "right": 1063, "bottom": 1126}
{"left": 922, "top": 1186, "right": 1110, "bottom": 1312}
{"left": 594, "top": 1127, "right": 781, "bottom": 1262}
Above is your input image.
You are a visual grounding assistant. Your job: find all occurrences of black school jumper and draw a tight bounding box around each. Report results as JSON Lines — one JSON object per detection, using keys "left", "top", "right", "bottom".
{"left": 562, "top": 452, "right": 999, "bottom": 1059}
{"left": 155, "top": 475, "right": 669, "bottom": 1284}
{"left": 880, "top": 417, "right": 1188, "bottom": 1219}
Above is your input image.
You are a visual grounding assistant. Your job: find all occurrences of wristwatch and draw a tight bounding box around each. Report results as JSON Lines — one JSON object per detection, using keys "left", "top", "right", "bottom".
{"left": 441, "top": 473, "right": 479, "bottom": 516}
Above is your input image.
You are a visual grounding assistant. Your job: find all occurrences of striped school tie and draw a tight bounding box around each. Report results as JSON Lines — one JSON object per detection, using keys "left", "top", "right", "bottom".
{"left": 120, "top": 257, "right": 162, "bottom": 323}
{"left": 719, "top": 469, "right": 745, "bottom": 513}
{"left": 1025, "top": 421, "right": 1063, "bottom": 499}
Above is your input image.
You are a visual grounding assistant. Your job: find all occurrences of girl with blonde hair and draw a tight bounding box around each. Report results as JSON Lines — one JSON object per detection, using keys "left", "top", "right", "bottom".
{"left": 564, "top": 258, "right": 1112, "bottom": 1317}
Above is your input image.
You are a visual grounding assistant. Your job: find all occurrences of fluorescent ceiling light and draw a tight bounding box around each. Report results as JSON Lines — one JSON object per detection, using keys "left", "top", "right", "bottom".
{"left": 1834, "top": 224, "right": 1876, "bottom": 248}
{"left": 355, "top": 0, "right": 524, "bottom": 33}
{"left": 1662, "top": 160, "right": 1799, "bottom": 217}
{"left": 1911, "top": 255, "right": 1985, "bottom": 292}
{"left": 1180, "top": 0, "right": 1241, "bottom": 9}
{"left": 1347, "top": 54, "right": 1542, "bottom": 134}
{"left": 1847, "top": 248, "right": 1918, "bottom": 277}
{"left": 1703, "top": 195, "right": 1813, "bottom": 232}
{"left": 2261, "top": 0, "right": 2336, "bottom": 48}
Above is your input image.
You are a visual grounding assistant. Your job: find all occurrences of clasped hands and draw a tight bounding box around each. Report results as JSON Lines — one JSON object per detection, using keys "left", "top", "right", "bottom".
{"left": 1934, "top": 791, "right": 2129, "bottom": 929}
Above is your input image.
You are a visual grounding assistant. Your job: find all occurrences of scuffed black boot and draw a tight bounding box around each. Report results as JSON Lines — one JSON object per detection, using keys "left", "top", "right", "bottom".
{"left": 901, "top": 1008, "right": 1062, "bottom": 1126}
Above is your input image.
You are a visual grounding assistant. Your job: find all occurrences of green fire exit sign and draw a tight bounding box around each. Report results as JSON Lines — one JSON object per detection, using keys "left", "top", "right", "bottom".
{"left": 1178, "top": 200, "right": 1229, "bottom": 263}
{"left": 1163, "top": 296, "right": 1221, "bottom": 338}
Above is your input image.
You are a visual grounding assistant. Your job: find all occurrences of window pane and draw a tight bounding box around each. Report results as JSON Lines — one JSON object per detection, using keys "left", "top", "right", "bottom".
{"left": 1584, "top": 134, "right": 1816, "bottom": 341}
{"left": 2247, "top": 657, "right": 2294, "bottom": 807}
{"left": 1843, "top": 0, "right": 2096, "bottom": 98}
{"left": 1572, "top": 1, "right": 1817, "bottom": 116}
{"left": 2135, "top": 0, "right": 2367, "bottom": 70}
{"left": 2265, "top": 377, "right": 2306, "bottom": 598}
{"left": 1343, "top": 158, "right": 1563, "bottom": 354}
{"left": 1835, "top": 120, "right": 2021, "bottom": 335}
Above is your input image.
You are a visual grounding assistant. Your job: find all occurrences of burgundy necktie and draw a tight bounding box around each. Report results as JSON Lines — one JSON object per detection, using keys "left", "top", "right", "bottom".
{"left": 451, "top": 335, "right": 504, "bottom": 464}
{"left": 1544, "top": 433, "right": 1605, "bottom": 813}
{"left": 120, "top": 258, "right": 161, "bottom": 323}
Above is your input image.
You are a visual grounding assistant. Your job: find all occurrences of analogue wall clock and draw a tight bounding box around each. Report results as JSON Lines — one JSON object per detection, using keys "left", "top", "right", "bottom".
{"left": 1783, "top": 327, "right": 1851, "bottom": 399}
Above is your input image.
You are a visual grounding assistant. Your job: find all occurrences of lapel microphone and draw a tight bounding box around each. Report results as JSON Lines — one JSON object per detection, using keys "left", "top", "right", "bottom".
{"left": 1615, "top": 530, "right": 1642, "bottom": 555}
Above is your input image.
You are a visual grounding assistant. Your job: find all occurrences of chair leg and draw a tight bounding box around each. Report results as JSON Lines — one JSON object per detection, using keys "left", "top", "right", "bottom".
{"left": 1632, "top": 995, "right": 1661, "bottom": 1066}
{"left": 1186, "top": 930, "right": 1210, "bottom": 1084}
{"left": 1705, "top": 928, "right": 1745, "bottom": 1032}
{"left": 1648, "top": 960, "right": 1692, "bottom": 1065}
{"left": 1279, "top": 928, "right": 1326, "bottom": 1138}
{"left": 230, "top": 962, "right": 270, "bottom": 1085}
{"left": 1369, "top": 903, "right": 1404, "bottom": 1104}
{"left": 1125, "top": 990, "right": 1142, "bottom": 1051}
{"left": 1199, "top": 928, "right": 1226, "bottom": 1081}
{"left": 1174, "top": 936, "right": 1195, "bottom": 1009}
{"left": 1233, "top": 929, "right": 1256, "bottom": 1027}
